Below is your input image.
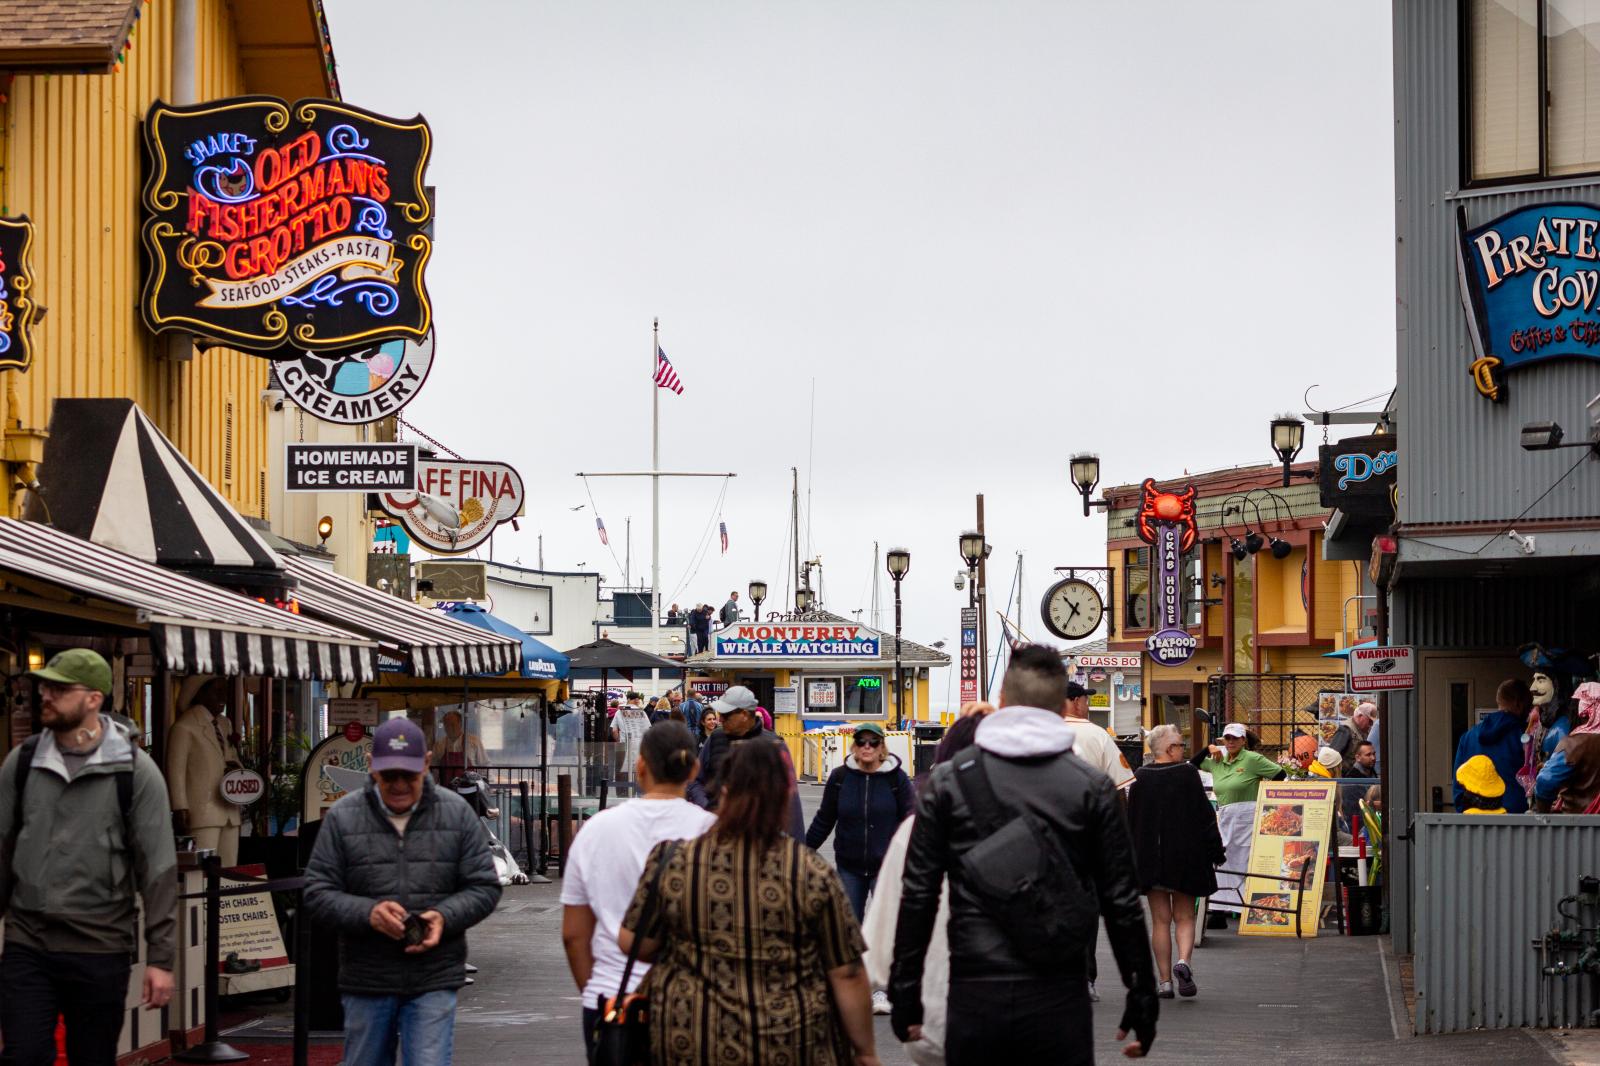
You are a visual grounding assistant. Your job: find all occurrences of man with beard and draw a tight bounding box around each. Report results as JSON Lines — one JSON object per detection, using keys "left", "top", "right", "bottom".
{"left": 0, "top": 649, "right": 178, "bottom": 1064}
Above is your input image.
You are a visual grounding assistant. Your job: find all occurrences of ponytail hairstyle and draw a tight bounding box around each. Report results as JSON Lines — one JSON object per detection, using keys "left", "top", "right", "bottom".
{"left": 640, "top": 721, "right": 699, "bottom": 785}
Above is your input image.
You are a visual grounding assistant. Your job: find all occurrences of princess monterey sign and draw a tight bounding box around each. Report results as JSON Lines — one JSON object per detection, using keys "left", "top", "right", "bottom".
{"left": 713, "top": 624, "right": 880, "bottom": 658}
{"left": 1458, "top": 202, "right": 1600, "bottom": 402}
{"left": 141, "top": 96, "right": 433, "bottom": 354}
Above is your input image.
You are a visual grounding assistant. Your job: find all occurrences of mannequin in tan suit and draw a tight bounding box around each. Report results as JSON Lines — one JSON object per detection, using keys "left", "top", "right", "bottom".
{"left": 166, "top": 676, "right": 242, "bottom": 865}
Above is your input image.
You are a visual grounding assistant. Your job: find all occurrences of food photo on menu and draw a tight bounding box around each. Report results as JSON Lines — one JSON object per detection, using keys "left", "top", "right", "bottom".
{"left": 1259, "top": 803, "right": 1305, "bottom": 836}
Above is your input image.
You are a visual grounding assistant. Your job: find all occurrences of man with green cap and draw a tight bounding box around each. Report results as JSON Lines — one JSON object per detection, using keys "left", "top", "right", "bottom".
{"left": 0, "top": 648, "right": 179, "bottom": 1064}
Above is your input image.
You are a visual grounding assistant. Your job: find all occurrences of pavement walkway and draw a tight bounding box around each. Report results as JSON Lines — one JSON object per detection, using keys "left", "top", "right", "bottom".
{"left": 220, "top": 783, "right": 1578, "bottom": 1064}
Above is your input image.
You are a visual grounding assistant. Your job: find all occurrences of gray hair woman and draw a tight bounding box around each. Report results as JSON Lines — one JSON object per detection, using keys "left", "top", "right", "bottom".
{"left": 1128, "top": 725, "right": 1224, "bottom": 999}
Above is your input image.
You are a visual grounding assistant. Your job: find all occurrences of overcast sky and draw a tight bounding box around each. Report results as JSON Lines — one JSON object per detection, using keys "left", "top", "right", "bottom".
{"left": 327, "top": 1, "right": 1395, "bottom": 709}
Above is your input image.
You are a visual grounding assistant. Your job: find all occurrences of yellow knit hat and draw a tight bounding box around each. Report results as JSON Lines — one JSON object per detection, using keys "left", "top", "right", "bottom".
{"left": 1455, "top": 754, "right": 1506, "bottom": 798}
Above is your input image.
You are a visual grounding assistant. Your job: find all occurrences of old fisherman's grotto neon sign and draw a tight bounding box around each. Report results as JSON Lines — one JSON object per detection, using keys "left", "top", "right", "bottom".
{"left": 140, "top": 97, "right": 433, "bottom": 354}
{"left": 1458, "top": 202, "right": 1600, "bottom": 402}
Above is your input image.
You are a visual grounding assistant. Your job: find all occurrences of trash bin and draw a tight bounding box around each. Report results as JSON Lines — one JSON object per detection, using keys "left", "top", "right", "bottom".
{"left": 1115, "top": 736, "right": 1146, "bottom": 771}
{"left": 912, "top": 723, "right": 946, "bottom": 776}
{"left": 1345, "top": 886, "right": 1383, "bottom": 935}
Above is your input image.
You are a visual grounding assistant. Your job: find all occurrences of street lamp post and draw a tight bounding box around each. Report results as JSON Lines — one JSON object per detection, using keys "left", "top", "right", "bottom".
{"left": 1070, "top": 453, "right": 1107, "bottom": 517}
{"left": 795, "top": 585, "right": 813, "bottom": 616}
{"left": 749, "top": 580, "right": 767, "bottom": 622}
{"left": 886, "top": 547, "right": 911, "bottom": 728}
{"left": 1270, "top": 415, "right": 1305, "bottom": 488}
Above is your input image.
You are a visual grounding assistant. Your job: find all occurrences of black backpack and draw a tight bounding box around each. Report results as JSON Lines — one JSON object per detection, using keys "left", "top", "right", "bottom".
{"left": 950, "top": 746, "right": 1099, "bottom": 971}
{"left": 7, "top": 734, "right": 134, "bottom": 856}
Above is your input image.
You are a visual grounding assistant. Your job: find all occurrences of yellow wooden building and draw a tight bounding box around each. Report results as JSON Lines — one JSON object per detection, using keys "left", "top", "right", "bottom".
{"left": 0, "top": 0, "right": 352, "bottom": 559}
{"left": 1099, "top": 462, "right": 1369, "bottom": 747}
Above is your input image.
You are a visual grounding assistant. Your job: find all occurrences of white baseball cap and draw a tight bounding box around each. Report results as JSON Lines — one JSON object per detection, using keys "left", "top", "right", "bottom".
{"left": 1221, "top": 723, "right": 1249, "bottom": 739}
{"left": 1316, "top": 746, "right": 1343, "bottom": 770}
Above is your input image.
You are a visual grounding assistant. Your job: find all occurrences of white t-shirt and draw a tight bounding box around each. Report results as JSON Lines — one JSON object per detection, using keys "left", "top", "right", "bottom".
{"left": 1062, "top": 717, "right": 1134, "bottom": 787}
{"left": 559, "top": 797, "right": 715, "bottom": 1006}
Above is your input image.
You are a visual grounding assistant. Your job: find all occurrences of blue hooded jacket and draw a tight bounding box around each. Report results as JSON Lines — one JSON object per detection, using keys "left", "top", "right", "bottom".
{"left": 806, "top": 752, "right": 914, "bottom": 875}
{"left": 1453, "top": 710, "right": 1529, "bottom": 813}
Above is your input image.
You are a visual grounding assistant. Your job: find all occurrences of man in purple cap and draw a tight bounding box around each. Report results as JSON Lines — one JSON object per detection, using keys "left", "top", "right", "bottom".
{"left": 304, "top": 717, "right": 501, "bottom": 1066}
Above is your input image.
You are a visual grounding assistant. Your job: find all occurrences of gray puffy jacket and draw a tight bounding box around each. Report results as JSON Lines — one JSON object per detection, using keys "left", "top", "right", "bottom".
{"left": 303, "top": 777, "right": 501, "bottom": 995}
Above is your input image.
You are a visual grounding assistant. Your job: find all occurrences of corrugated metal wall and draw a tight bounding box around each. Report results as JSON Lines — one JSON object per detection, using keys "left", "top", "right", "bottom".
{"left": 1401, "top": 574, "right": 1600, "bottom": 649}
{"left": 0, "top": 0, "right": 267, "bottom": 519}
{"left": 1415, "top": 814, "right": 1600, "bottom": 1033}
{"left": 1395, "top": 0, "right": 1600, "bottom": 526}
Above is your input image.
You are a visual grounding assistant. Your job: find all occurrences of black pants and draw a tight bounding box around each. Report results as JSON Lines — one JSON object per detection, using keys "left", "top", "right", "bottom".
{"left": 946, "top": 978, "right": 1093, "bottom": 1066}
{"left": 0, "top": 942, "right": 132, "bottom": 1066}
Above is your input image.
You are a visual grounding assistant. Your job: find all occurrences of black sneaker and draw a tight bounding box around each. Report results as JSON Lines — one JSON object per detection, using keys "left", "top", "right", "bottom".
{"left": 1173, "top": 961, "right": 1197, "bottom": 998}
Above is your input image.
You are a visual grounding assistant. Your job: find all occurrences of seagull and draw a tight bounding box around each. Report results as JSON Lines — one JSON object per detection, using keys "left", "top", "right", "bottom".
{"left": 569, "top": 504, "right": 587, "bottom": 511}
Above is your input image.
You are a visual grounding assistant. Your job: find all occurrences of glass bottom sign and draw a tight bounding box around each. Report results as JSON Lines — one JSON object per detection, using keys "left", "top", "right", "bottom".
{"left": 1348, "top": 644, "right": 1414, "bottom": 691}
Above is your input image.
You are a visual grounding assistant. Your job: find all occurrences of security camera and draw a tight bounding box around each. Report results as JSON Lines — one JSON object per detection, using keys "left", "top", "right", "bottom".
{"left": 260, "top": 386, "right": 286, "bottom": 411}
{"left": 954, "top": 571, "right": 967, "bottom": 591}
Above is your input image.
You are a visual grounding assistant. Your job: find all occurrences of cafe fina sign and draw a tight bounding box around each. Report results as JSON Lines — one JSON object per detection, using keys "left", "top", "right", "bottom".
{"left": 377, "top": 458, "right": 524, "bottom": 555}
{"left": 713, "top": 624, "right": 881, "bottom": 658}
{"left": 1458, "top": 202, "right": 1600, "bottom": 402}
{"left": 140, "top": 97, "right": 433, "bottom": 354}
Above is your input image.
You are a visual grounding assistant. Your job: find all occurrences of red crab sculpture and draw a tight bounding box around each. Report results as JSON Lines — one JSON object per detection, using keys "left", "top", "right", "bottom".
{"left": 1136, "top": 478, "right": 1198, "bottom": 552}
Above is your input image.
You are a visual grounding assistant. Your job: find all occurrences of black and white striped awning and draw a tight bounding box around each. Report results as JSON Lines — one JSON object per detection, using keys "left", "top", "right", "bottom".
{"left": 0, "top": 520, "right": 378, "bottom": 682}
{"left": 282, "top": 556, "right": 519, "bottom": 678}
{"left": 31, "top": 399, "right": 283, "bottom": 579}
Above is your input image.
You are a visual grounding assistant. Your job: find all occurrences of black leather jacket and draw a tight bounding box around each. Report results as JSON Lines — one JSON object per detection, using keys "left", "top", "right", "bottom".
{"left": 890, "top": 747, "right": 1157, "bottom": 1025}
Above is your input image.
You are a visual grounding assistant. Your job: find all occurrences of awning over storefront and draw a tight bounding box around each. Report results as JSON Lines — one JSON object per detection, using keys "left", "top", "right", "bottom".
{"left": 31, "top": 399, "right": 284, "bottom": 585}
{"left": 0, "top": 519, "right": 377, "bottom": 680}
{"left": 282, "top": 555, "right": 520, "bottom": 678}
{"left": 440, "top": 604, "right": 569, "bottom": 679}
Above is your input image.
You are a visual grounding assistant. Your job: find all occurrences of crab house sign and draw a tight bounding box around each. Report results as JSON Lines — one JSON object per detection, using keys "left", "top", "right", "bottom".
{"left": 1137, "top": 479, "right": 1198, "bottom": 666}
{"left": 140, "top": 96, "right": 433, "bottom": 354}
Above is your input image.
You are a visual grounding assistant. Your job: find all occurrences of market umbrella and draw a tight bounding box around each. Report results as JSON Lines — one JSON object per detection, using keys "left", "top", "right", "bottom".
{"left": 1323, "top": 640, "right": 1378, "bottom": 659}
{"left": 562, "top": 636, "right": 681, "bottom": 674}
{"left": 442, "top": 603, "right": 569, "bottom": 680}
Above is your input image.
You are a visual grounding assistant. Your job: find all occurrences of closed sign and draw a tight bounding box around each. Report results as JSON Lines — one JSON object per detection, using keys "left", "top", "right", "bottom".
{"left": 220, "top": 767, "right": 266, "bottom": 806}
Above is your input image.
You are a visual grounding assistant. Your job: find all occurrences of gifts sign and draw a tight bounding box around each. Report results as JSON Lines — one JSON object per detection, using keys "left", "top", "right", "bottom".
{"left": 140, "top": 96, "right": 433, "bottom": 354}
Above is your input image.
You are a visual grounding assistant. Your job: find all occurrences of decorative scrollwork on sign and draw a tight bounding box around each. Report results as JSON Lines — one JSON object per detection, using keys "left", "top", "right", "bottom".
{"left": 141, "top": 96, "right": 433, "bottom": 354}
{"left": 0, "top": 216, "right": 40, "bottom": 372}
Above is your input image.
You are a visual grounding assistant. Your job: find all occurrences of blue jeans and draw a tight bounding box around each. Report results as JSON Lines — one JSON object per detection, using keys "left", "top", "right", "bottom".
{"left": 341, "top": 989, "right": 458, "bottom": 1066}
{"left": 837, "top": 866, "right": 878, "bottom": 921}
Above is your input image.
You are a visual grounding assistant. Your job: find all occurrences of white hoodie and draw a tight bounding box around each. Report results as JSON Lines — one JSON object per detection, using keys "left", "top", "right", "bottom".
{"left": 974, "top": 705, "right": 1076, "bottom": 758}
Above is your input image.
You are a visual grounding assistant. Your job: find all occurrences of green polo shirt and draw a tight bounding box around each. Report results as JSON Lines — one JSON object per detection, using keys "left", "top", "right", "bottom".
{"left": 1199, "top": 749, "right": 1281, "bottom": 806}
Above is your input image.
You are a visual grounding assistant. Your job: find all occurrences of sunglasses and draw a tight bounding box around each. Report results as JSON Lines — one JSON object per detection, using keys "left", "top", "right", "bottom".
{"left": 854, "top": 736, "right": 882, "bottom": 748}
{"left": 377, "top": 770, "right": 420, "bottom": 784}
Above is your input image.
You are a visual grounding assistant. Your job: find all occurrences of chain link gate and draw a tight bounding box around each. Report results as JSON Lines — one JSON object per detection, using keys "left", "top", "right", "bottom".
{"left": 1205, "top": 673, "right": 1348, "bottom": 761}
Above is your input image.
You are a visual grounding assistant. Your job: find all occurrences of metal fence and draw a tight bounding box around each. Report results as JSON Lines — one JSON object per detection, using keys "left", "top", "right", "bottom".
{"left": 1414, "top": 814, "right": 1600, "bottom": 1033}
{"left": 1206, "top": 673, "right": 1348, "bottom": 761}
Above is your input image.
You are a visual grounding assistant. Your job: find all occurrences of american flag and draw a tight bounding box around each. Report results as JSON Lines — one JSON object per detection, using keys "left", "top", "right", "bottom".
{"left": 654, "top": 347, "right": 684, "bottom": 394}
{"left": 596, "top": 516, "right": 609, "bottom": 545}
{"left": 719, "top": 521, "right": 729, "bottom": 554}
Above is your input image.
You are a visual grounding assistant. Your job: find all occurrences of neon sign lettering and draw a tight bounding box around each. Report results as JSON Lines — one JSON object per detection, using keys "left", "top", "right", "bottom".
{"left": 0, "top": 217, "right": 38, "bottom": 373}
{"left": 142, "top": 97, "right": 433, "bottom": 354}
{"left": 1334, "top": 450, "right": 1396, "bottom": 491}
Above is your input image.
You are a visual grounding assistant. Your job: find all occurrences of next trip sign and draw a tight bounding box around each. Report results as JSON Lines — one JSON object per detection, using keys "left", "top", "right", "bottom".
{"left": 140, "top": 96, "right": 433, "bottom": 354}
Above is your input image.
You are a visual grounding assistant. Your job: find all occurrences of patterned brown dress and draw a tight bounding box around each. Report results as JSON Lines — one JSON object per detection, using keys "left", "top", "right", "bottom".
{"left": 622, "top": 833, "right": 866, "bottom": 1066}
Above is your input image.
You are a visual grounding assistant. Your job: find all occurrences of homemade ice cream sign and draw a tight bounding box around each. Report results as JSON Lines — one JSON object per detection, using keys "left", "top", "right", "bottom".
{"left": 140, "top": 97, "right": 433, "bottom": 353}
{"left": 1136, "top": 479, "right": 1198, "bottom": 667}
{"left": 0, "top": 217, "right": 38, "bottom": 372}
{"left": 1457, "top": 202, "right": 1600, "bottom": 402}
{"left": 712, "top": 624, "right": 881, "bottom": 658}
{"left": 377, "top": 458, "right": 524, "bottom": 555}
{"left": 285, "top": 443, "right": 417, "bottom": 492}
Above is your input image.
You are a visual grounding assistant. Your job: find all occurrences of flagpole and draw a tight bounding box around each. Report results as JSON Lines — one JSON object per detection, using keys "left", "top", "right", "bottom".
{"left": 651, "top": 318, "right": 661, "bottom": 697}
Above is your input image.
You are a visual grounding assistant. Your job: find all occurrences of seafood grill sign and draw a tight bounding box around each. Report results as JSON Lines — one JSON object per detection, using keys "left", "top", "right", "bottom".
{"left": 377, "top": 458, "right": 524, "bottom": 555}
{"left": 1457, "top": 202, "right": 1600, "bottom": 402}
{"left": 1136, "top": 479, "right": 1198, "bottom": 666}
{"left": 713, "top": 624, "right": 881, "bottom": 658}
{"left": 0, "top": 216, "right": 38, "bottom": 372}
{"left": 140, "top": 96, "right": 433, "bottom": 353}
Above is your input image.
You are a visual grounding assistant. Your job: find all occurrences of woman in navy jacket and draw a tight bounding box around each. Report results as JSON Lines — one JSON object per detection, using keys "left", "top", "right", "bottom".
{"left": 805, "top": 721, "right": 914, "bottom": 919}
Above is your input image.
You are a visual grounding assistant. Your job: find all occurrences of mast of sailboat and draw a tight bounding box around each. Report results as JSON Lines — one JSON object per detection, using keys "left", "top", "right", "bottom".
{"left": 791, "top": 466, "right": 801, "bottom": 610}
{"left": 871, "top": 541, "right": 881, "bottom": 631}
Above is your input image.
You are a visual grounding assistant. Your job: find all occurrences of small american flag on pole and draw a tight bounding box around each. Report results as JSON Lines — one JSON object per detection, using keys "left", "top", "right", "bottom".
{"left": 654, "top": 347, "right": 684, "bottom": 394}
{"left": 596, "top": 516, "right": 609, "bottom": 545}
{"left": 719, "top": 521, "right": 729, "bottom": 554}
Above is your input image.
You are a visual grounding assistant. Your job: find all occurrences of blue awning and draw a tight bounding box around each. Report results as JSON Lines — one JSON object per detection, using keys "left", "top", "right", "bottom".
{"left": 1323, "top": 640, "right": 1378, "bottom": 659}
{"left": 441, "top": 603, "right": 569, "bottom": 679}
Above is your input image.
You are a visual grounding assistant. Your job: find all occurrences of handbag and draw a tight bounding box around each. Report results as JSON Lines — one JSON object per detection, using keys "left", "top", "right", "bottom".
{"left": 591, "top": 840, "right": 680, "bottom": 1066}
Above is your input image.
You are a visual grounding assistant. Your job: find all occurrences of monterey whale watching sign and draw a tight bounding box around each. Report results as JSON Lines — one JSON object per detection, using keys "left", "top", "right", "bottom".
{"left": 712, "top": 624, "right": 881, "bottom": 658}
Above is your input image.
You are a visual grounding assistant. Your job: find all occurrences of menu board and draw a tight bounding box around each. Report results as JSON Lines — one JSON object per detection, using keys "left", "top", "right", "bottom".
{"left": 1238, "top": 781, "right": 1337, "bottom": 938}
